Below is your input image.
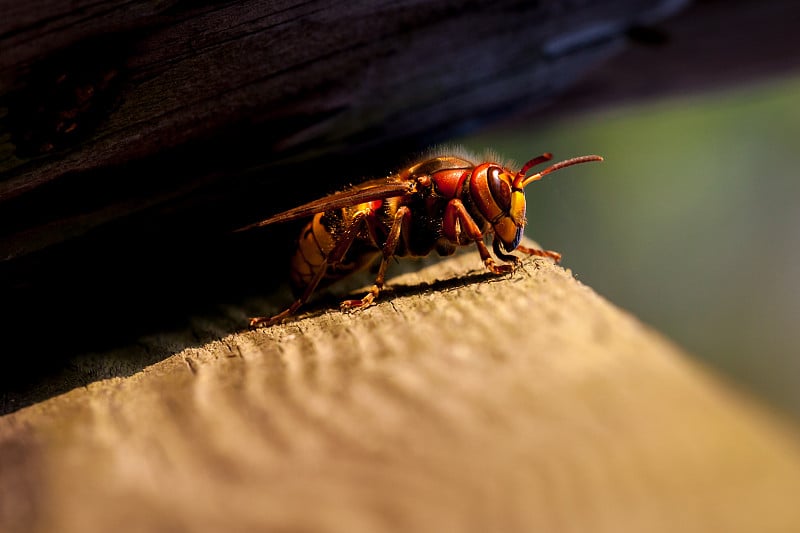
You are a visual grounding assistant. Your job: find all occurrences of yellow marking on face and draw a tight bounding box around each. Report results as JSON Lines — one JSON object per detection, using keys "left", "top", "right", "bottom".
{"left": 510, "top": 190, "right": 526, "bottom": 226}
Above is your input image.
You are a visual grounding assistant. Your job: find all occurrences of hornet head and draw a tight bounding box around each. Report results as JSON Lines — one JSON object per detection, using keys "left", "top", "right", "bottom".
{"left": 470, "top": 153, "right": 604, "bottom": 254}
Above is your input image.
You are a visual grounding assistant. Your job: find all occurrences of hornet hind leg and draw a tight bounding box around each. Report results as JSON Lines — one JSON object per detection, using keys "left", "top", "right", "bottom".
{"left": 340, "top": 206, "right": 411, "bottom": 310}
{"left": 249, "top": 210, "right": 371, "bottom": 327}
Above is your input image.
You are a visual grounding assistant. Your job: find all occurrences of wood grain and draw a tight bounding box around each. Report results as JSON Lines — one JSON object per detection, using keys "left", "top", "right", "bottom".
{"left": 2, "top": 0, "right": 657, "bottom": 259}
{"left": 2, "top": 243, "right": 799, "bottom": 533}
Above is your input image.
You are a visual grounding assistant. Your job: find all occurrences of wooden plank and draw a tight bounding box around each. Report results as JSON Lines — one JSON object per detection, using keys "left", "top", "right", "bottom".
{"left": 1, "top": 244, "right": 799, "bottom": 532}
{"left": 2, "top": 0, "right": 656, "bottom": 256}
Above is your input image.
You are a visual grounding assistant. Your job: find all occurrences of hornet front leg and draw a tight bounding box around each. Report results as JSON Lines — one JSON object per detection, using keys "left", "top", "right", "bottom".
{"left": 515, "top": 244, "right": 561, "bottom": 263}
{"left": 443, "top": 199, "right": 514, "bottom": 275}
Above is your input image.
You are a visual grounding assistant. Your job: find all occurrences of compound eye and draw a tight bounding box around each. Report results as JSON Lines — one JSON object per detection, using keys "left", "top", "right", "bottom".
{"left": 487, "top": 166, "right": 512, "bottom": 212}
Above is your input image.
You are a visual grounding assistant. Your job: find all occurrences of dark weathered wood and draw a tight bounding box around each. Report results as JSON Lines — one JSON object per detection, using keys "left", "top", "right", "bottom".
{"left": 0, "top": 1, "right": 683, "bottom": 256}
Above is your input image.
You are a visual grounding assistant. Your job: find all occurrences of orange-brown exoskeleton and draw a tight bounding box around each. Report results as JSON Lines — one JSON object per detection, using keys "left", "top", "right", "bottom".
{"left": 237, "top": 149, "right": 603, "bottom": 327}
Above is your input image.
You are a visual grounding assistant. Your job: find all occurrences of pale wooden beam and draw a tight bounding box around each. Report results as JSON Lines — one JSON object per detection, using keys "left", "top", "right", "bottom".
{"left": 1, "top": 244, "right": 798, "bottom": 532}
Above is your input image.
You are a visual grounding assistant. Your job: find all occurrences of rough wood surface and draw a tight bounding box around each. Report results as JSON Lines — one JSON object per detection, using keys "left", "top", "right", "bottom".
{"left": 2, "top": 243, "right": 799, "bottom": 533}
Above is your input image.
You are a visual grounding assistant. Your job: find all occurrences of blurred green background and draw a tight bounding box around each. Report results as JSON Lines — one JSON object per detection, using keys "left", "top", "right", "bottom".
{"left": 457, "top": 75, "right": 800, "bottom": 420}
